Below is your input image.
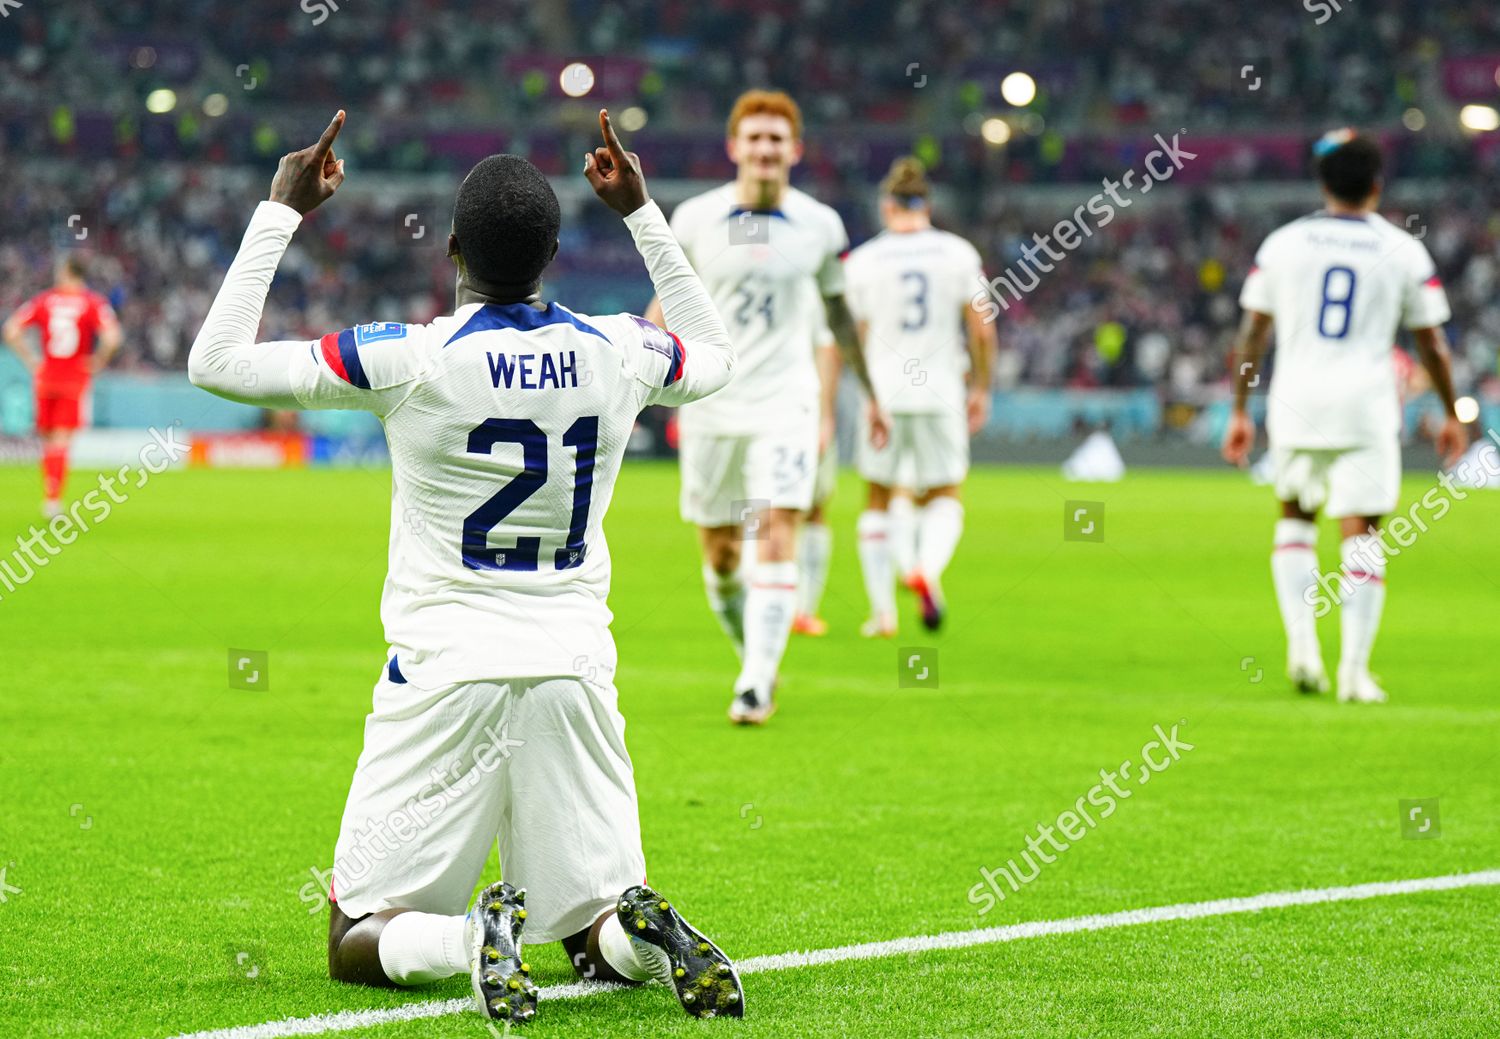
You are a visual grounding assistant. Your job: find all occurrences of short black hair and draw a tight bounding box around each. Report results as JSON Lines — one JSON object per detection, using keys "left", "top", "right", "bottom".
{"left": 451, "top": 155, "right": 560, "bottom": 287}
{"left": 61, "top": 254, "right": 88, "bottom": 280}
{"left": 1315, "top": 133, "right": 1383, "bottom": 205}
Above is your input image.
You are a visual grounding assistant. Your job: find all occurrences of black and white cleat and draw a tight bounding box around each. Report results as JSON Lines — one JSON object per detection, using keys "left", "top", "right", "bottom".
{"left": 468, "top": 882, "right": 537, "bottom": 1025}
{"left": 617, "top": 885, "right": 744, "bottom": 1019}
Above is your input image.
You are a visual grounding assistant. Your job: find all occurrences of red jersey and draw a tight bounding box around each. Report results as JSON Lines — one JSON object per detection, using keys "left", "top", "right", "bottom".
{"left": 12, "top": 288, "right": 118, "bottom": 396}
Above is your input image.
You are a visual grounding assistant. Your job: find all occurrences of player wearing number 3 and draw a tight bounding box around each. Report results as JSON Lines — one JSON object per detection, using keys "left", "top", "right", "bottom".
{"left": 190, "top": 110, "right": 748, "bottom": 1023}
{"left": 1223, "top": 130, "right": 1467, "bottom": 704}
{"left": 646, "top": 90, "right": 890, "bottom": 725}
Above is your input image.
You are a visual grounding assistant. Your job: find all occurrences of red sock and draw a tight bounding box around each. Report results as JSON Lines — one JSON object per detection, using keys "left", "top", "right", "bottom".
{"left": 42, "top": 445, "right": 68, "bottom": 502}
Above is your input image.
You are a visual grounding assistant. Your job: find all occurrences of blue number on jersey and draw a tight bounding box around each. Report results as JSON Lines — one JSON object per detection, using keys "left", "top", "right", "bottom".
{"left": 900, "top": 271, "right": 929, "bottom": 331}
{"left": 461, "top": 416, "right": 599, "bottom": 572}
{"left": 1317, "top": 266, "right": 1356, "bottom": 339}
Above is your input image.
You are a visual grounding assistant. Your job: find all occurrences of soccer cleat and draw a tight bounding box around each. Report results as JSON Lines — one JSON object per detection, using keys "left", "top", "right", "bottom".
{"left": 1287, "top": 658, "right": 1330, "bottom": 695}
{"left": 615, "top": 885, "right": 743, "bottom": 1019}
{"left": 467, "top": 881, "right": 537, "bottom": 1024}
{"left": 860, "top": 615, "right": 897, "bottom": 639}
{"left": 791, "top": 613, "right": 828, "bottom": 637}
{"left": 909, "top": 572, "right": 945, "bottom": 632}
{"left": 1337, "top": 671, "right": 1388, "bottom": 704}
{"left": 727, "top": 685, "right": 776, "bottom": 726}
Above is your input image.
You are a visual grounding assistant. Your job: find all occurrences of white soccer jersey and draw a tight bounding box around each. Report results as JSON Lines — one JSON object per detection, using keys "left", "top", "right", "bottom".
{"left": 1240, "top": 211, "right": 1450, "bottom": 449}
{"left": 190, "top": 200, "right": 732, "bottom": 689}
{"left": 666, "top": 183, "right": 848, "bottom": 436}
{"left": 843, "top": 228, "right": 983, "bottom": 415}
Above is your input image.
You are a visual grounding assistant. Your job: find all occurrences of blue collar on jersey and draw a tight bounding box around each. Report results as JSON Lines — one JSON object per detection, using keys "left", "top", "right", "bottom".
{"left": 444, "top": 301, "right": 609, "bottom": 347}
{"left": 727, "top": 205, "right": 789, "bottom": 220}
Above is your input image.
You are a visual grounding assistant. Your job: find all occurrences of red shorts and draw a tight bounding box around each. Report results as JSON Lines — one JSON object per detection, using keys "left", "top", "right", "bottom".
{"left": 35, "top": 392, "right": 87, "bottom": 434}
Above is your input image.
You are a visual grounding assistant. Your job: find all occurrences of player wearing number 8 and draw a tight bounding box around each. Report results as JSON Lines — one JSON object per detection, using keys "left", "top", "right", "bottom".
{"left": 189, "top": 111, "right": 749, "bottom": 1023}
{"left": 1222, "top": 129, "right": 1468, "bottom": 704}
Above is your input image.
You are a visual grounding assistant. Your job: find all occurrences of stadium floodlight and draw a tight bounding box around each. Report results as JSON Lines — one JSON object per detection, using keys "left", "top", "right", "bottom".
{"left": 202, "top": 93, "right": 229, "bottom": 117}
{"left": 1455, "top": 396, "right": 1480, "bottom": 424}
{"left": 1402, "top": 108, "right": 1426, "bottom": 132}
{"left": 1459, "top": 104, "right": 1500, "bottom": 132}
{"left": 560, "top": 62, "right": 596, "bottom": 98}
{"left": 145, "top": 88, "right": 177, "bottom": 114}
{"left": 1000, "top": 71, "right": 1037, "bottom": 107}
{"left": 618, "top": 106, "right": 648, "bottom": 132}
{"left": 980, "top": 117, "right": 1012, "bottom": 145}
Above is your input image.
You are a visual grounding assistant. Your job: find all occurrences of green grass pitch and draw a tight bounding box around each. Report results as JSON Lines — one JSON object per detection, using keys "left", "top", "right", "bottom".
{"left": 1, "top": 460, "right": 1497, "bottom": 1038}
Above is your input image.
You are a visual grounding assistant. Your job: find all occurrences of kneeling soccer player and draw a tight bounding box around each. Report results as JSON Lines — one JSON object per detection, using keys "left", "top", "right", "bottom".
{"left": 190, "top": 110, "right": 745, "bottom": 1022}
{"left": 1222, "top": 129, "right": 1468, "bottom": 703}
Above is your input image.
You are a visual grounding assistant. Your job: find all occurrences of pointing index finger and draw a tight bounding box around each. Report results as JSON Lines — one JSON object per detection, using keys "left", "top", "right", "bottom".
{"left": 313, "top": 110, "right": 346, "bottom": 162}
{"left": 599, "top": 109, "right": 627, "bottom": 165}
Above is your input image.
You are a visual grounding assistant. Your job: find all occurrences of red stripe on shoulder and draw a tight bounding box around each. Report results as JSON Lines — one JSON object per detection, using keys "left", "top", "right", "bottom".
{"left": 320, "top": 332, "right": 351, "bottom": 383}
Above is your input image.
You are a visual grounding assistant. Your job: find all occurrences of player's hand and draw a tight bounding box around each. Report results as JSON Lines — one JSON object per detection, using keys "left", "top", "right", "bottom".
{"left": 583, "top": 109, "right": 649, "bottom": 217}
{"left": 966, "top": 386, "right": 991, "bottom": 436}
{"left": 269, "top": 110, "right": 347, "bottom": 215}
{"left": 1436, "top": 414, "right": 1469, "bottom": 470}
{"left": 1221, "top": 409, "right": 1255, "bottom": 467}
{"left": 866, "top": 399, "right": 892, "bottom": 450}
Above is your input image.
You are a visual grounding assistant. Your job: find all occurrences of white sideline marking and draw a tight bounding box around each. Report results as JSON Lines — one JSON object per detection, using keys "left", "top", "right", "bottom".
{"left": 167, "top": 869, "right": 1500, "bottom": 1039}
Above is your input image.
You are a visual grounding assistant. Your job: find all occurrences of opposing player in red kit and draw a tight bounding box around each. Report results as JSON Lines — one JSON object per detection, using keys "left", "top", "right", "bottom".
{"left": 3, "top": 256, "right": 122, "bottom": 517}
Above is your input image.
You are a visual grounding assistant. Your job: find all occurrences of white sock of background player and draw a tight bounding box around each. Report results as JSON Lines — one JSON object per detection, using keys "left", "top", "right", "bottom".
{"left": 796, "top": 520, "right": 832, "bottom": 618}
{"left": 702, "top": 561, "right": 746, "bottom": 658}
{"left": 1337, "top": 532, "right": 1387, "bottom": 681}
{"left": 377, "top": 912, "right": 468, "bottom": 985}
{"left": 916, "top": 497, "right": 964, "bottom": 591}
{"left": 1270, "top": 518, "right": 1321, "bottom": 666}
{"left": 857, "top": 510, "right": 896, "bottom": 622}
{"left": 736, "top": 560, "right": 798, "bottom": 696}
{"left": 888, "top": 495, "right": 917, "bottom": 582}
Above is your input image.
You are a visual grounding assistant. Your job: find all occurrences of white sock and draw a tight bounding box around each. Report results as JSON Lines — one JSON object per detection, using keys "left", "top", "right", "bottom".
{"left": 596, "top": 911, "right": 666, "bottom": 983}
{"left": 889, "top": 496, "right": 917, "bottom": 581}
{"left": 1338, "top": 533, "right": 1387, "bottom": 680}
{"left": 857, "top": 510, "right": 896, "bottom": 621}
{"left": 736, "top": 560, "right": 798, "bottom": 696}
{"left": 796, "top": 521, "right": 832, "bottom": 617}
{"left": 377, "top": 911, "right": 469, "bottom": 986}
{"left": 1271, "top": 519, "right": 1321, "bottom": 664}
{"left": 703, "top": 562, "right": 745, "bottom": 657}
{"left": 916, "top": 498, "right": 964, "bottom": 587}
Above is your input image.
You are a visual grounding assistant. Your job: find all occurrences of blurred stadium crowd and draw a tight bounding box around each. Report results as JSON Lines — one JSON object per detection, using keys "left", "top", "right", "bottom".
{"left": 2, "top": 0, "right": 1498, "bottom": 407}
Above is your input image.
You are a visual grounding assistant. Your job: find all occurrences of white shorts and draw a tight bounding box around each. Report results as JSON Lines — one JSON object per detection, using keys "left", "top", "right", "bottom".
{"left": 812, "top": 442, "right": 838, "bottom": 508}
{"left": 858, "top": 411, "right": 969, "bottom": 492}
{"left": 1271, "top": 439, "right": 1400, "bottom": 518}
{"left": 331, "top": 670, "right": 645, "bottom": 944}
{"left": 678, "top": 424, "right": 819, "bottom": 527}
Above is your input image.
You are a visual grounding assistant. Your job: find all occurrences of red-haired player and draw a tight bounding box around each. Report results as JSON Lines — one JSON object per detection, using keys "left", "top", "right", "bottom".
{"left": 3, "top": 256, "right": 121, "bottom": 517}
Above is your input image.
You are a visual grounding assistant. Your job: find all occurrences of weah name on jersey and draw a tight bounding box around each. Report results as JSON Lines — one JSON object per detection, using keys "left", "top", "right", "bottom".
{"left": 486, "top": 350, "right": 579, "bottom": 390}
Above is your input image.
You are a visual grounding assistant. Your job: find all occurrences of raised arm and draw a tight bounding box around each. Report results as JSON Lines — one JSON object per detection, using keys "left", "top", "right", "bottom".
{"left": 188, "top": 111, "right": 347, "bottom": 408}
{"left": 1221, "top": 308, "right": 1274, "bottom": 467}
{"left": 584, "top": 109, "right": 733, "bottom": 404}
{"left": 1411, "top": 325, "right": 1469, "bottom": 468}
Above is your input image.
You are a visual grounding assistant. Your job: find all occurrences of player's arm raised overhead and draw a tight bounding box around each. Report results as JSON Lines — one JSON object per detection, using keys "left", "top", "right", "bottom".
{"left": 2, "top": 299, "right": 42, "bottom": 375}
{"left": 584, "top": 109, "right": 733, "bottom": 405}
{"left": 189, "top": 112, "right": 426, "bottom": 414}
